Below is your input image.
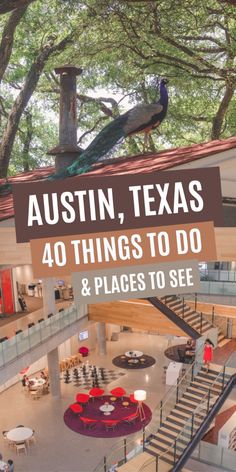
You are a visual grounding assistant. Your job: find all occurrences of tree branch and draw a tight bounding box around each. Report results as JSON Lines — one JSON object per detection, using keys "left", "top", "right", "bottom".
{"left": 0, "top": 5, "right": 28, "bottom": 82}
{"left": 211, "top": 83, "right": 235, "bottom": 139}
{"left": 0, "top": 0, "right": 35, "bottom": 14}
{"left": 0, "top": 35, "right": 72, "bottom": 177}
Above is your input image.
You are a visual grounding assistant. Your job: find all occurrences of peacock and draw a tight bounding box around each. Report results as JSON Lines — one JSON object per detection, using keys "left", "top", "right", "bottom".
{"left": 0, "top": 78, "right": 168, "bottom": 193}
{"left": 54, "top": 77, "right": 169, "bottom": 179}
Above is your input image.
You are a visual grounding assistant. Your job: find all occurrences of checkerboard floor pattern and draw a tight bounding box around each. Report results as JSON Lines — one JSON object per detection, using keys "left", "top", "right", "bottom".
{"left": 61, "top": 363, "right": 125, "bottom": 390}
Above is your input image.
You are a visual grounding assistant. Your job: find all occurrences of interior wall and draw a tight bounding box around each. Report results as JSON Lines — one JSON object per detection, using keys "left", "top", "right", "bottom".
{"left": 88, "top": 299, "right": 186, "bottom": 336}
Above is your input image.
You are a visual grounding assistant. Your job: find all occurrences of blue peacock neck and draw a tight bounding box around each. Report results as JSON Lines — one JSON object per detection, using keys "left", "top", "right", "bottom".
{"left": 159, "top": 83, "right": 168, "bottom": 108}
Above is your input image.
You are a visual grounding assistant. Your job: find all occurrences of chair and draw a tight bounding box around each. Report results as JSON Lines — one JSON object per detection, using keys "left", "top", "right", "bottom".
{"left": 28, "top": 322, "right": 35, "bottom": 328}
{"left": 47, "top": 313, "right": 53, "bottom": 318}
{"left": 15, "top": 329, "right": 23, "bottom": 335}
{"left": 80, "top": 417, "right": 97, "bottom": 430}
{"left": 79, "top": 346, "right": 89, "bottom": 357}
{"left": 178, "top": 349, "right": 186, "bottom": 363}
{"left": 2, "top": 430, "right": 11, "bottom": 446}
{"left": 102, "top": 420, "right": 120, "bottom": 431}
{"left": 30, "top": 390, "right": 40, "bottom": 400}
{"left": 129, "top": 393, "right": 138, "bottom": 404}
{"left": 27, "top": 430, "right": 36, "bottom": 445}
{"left": 110, "top": 387, "right": 126, "bottom": 400}
{"left": 15, "top": 442, "right": 27, "bottom": 455}
{"left": 38, "top": 318, "right": 44, "bottom": 323}
{"left": 69, "top": 403, "right": 83, "bottom": 416}
{"left": 76, "top": 393, "right": 90, "bottom": 405}
{"left": 59, "top": 360, "right": 66, "bottom": 372}
{"left": 162, "top": 366, "right": 168, "bottom": 383}
{"left": 89, "top": 387, "right": 104, "bottom": 401}
{"left": 123, "top": 412, "right": 139, "bottom": 425}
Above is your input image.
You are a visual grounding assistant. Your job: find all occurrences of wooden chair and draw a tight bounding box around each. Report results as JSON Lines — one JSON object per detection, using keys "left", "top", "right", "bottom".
{"left": 30, "top": 390, "right": 40, "bottom": 400}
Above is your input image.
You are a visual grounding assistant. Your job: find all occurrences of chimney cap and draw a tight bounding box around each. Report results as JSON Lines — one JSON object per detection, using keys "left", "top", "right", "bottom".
{"left": 54, "top": 65, "right": 83, "bottom": 76}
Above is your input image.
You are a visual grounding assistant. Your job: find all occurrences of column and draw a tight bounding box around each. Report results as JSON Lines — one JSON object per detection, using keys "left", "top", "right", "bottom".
{"left": 42, "top": 277, "right": 56, "bottom": 318}
{"left": 96, "top": 322, "right": 107, "bottom": 355}
{"left": 47, "top": 347, "right": 61, "bottom": 398}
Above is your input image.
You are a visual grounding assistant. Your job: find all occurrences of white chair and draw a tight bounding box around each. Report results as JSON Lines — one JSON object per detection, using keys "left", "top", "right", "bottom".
{"left": 15, "top": 442, "right": 27, "bottom": 455}
{"left": 27, "top": 430, "right": 36, "bottom": 446}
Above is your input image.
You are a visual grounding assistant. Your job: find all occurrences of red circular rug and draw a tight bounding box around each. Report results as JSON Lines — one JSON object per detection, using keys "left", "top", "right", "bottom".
{"left": 64, "top": 395, "right": 152, "bottom": 438}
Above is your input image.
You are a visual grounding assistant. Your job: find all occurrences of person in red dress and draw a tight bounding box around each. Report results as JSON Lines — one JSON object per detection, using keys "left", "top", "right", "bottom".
{"left": 203, "top": 338, "right": 214, "bottom": 372}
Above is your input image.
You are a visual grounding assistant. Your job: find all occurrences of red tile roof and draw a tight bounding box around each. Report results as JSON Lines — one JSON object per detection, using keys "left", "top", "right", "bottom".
{"left": 1, "top": 136, "right": 236, "bottom": 222}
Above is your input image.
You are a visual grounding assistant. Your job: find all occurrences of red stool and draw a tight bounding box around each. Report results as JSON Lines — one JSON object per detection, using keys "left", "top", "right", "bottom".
{"left": 102, "top": 419, "right": 120, "bottom": 431}
{"left": 69, "top": 403, "right": 83, "bottom": 415}
{"left": 76, "top": 393, "right": 90, "bottom": 405}
{"left": 110, "top": 387, "right": 126, "bottom": 400}
{"left": 123, "top": 412, "right": 139, "bottom": 425}
{"left": 89, "top": 387, "right": 104, "bottom": 401}
{"left": 78, "top": 346, "right": 89, "bottom": 357}
{"left": 80, "top": 417, "right": 97, "bottom": 430}
{"left": 130, "top": 393, "right": 139, "bottom": 404}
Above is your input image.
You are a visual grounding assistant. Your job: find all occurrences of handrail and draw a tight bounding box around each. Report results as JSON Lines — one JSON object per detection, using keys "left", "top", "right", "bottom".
{"left": 0, "top": 304, "right": 83, "bottom": 369}
{"left": 139, "top": 351, "right": 236, "bottom": 472}
{"left": 147, "top": 297, "right": 201, "bottom": 339}
{"left": 93, "top": 345, "right": 203, "bottom": 472}
{"left": 173, "top": 294, "right": 226, "bottom": 338}
{"left": 173, "top": 373, "right": 236, "bottom": 471}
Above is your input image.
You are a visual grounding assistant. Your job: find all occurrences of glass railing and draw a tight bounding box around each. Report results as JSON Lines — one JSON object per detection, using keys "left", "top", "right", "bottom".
{"left": 0, "top": 304, "right": 81, "bottom": 368}
{"left": 139, "top": 352, "right": 236, "bottom": 472}
{"left": 192, "top": 440, "right": 236, "bottom": 471}
{"left": 93, "top": 347, "right": 203, "bottom": 472}
{"left": 199, "top": 281, "right": 236, "bottom": 297}
{"left": 200, "top": 269, "right": 236, "bottom": 282}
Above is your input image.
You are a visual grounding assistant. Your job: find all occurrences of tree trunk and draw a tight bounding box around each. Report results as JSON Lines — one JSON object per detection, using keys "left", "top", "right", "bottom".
{"left": 22, "top": 111, "right": 33, "bottom": 172}
{"left": 211, "top": 83, "right": 234, "bottom": 140}
{"left": 0, "top": 36, "right": 71, "bottom": 177}
{"left": 0, "top": 0, "right": 35, "bottom": 15}
{"left": 0, "top": 6, "right": 28, "bottom": 83}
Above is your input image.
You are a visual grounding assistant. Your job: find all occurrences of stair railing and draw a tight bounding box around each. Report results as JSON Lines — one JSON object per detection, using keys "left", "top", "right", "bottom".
{"left": 139, "top": 351, "right": 236, "bottom": 472}
{"left": 180, "top": 294, "right": 231, "bottom": 340}
{"left": 169, "top": 294, "right": 229, "bottom": 340}
{"left": 93, "top": 347, "right": 203, "bottom": 472}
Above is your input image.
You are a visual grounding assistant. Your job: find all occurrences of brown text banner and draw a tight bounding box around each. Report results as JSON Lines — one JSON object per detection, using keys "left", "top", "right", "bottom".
{"left": 13, "top": 167, "right": 223, "bottom": 243}
{"left": 30, "top": 221, "right": 216, "bottom": 277}
{"left": 72, "top": 260, "right": 200, "bottom": 304}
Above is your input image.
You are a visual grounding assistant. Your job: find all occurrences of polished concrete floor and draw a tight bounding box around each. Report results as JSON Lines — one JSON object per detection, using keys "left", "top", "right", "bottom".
{"left": 0, "top": 331, "right": 235, "bottom": 472}
{"left": 0, "top": 331, "right": 172, "bottom": 472}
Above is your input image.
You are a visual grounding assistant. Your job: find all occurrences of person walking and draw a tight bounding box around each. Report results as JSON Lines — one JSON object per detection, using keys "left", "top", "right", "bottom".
{"left": 203, "top": 338, "right": 214, "bottom": 373}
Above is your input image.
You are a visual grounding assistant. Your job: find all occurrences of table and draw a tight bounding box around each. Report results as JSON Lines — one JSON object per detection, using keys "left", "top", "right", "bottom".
{"left": 166, "top": 362, "right": 183, "bottom": 386}
{"left": 100, "top": 404, "right": 115, "bottom": 416}
{"left": 6, "top": 427, "right": 33, "bottom": 442}
{"left": 125, "top": 350, "right": 143, "bottom": 358}
{"left": 28, "top": 378, "right": 45, "bottom": 390}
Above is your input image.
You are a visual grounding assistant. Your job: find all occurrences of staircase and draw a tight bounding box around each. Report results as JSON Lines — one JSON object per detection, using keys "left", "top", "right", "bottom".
{"left": 144, "top": 364, "right": 233, "bottom": 470}
{"left": 147, "top": 295, "right": 225, "bottom": 345}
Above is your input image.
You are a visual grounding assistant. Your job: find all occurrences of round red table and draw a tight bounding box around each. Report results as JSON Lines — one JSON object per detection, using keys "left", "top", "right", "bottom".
{"left": 76, "top": 393, "right": 90, "bottom": 404}
{"left": 70, "top": 403, "right": 83, "bottom": 414}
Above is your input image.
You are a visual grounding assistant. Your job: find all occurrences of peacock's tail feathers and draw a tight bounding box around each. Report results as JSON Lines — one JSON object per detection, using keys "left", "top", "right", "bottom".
{"left": 53, "top": 115, "right": 126, "bottom": 179}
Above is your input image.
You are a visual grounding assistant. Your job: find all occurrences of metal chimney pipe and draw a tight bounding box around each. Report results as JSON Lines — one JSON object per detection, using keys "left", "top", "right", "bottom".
{"left": 47, "top": 65, "right": 83, "bottom": 174}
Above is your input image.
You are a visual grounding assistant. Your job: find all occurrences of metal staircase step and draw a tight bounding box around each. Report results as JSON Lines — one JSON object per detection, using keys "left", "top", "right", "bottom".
{"left": 144, "top": 444, "right": 175, "bottom": 465}
{"left": 182, "top": 392, "right": 203, "bottom": 404}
